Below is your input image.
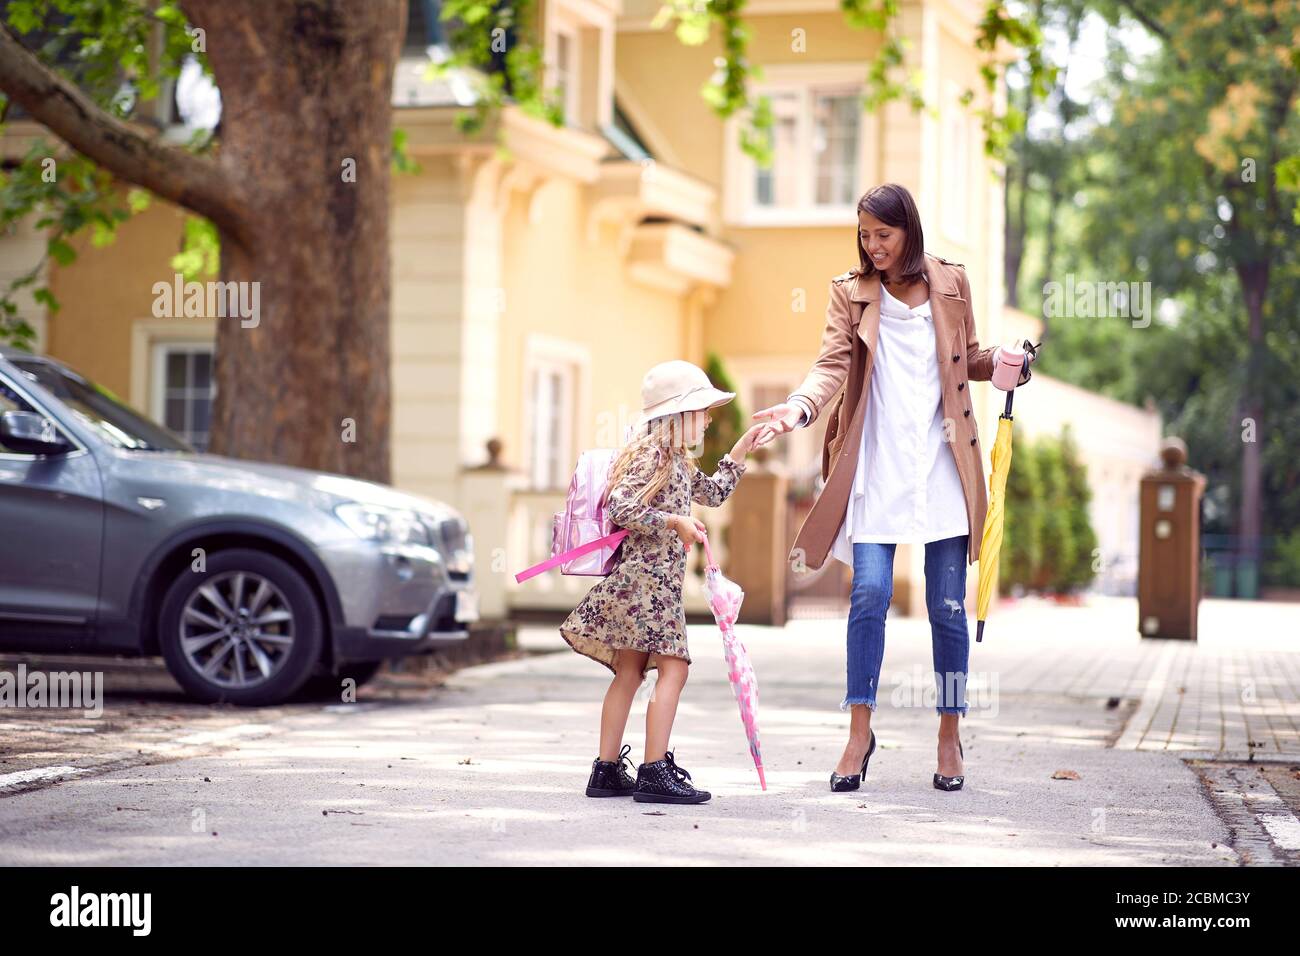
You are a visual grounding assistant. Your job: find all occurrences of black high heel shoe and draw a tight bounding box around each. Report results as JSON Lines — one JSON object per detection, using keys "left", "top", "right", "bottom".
{"left": 830, "top": 729, "right": 876, "bottom": 792}
{"left": 933, "top": 740, "right": 964, "bottom": 791}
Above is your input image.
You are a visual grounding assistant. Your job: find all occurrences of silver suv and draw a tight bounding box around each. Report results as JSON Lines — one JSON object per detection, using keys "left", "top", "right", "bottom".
{"left": 0, "top": 348, "right": 477, "bottom": 705}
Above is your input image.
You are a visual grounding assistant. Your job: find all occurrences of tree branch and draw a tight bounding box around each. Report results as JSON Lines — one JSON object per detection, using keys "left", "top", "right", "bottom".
{"left": 0, "top": 25, "right": 254, "bottom": 249}
{"left": 1112, "top": 0, "right": 1192, "bottom": 73}
{"left": 1112, "top": 0, "right": 1168, "bottom": 40}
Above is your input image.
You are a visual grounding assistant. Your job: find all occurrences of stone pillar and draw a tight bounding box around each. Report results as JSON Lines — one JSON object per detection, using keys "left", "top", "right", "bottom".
{"left": 458, "top": 437, "right": 513, "bottom": 622}
{"left": 728, "top": 461, "right": 789, "bottom": 626}
{"left": 1137, "top": 437, "right": 1205, "bottom": 640}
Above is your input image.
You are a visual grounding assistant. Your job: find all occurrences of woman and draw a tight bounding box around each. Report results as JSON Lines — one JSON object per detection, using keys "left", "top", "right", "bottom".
{"left": 752, "top": 183, "right": 1034, "bottom": 793}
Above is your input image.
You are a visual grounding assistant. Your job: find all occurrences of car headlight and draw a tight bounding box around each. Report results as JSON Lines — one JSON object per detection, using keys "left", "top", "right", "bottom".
{"left": 334, "top": 503, "right": 433, "bottom": 547}
{"left": 433, "top": 517, "right": 474, "bottom": 576}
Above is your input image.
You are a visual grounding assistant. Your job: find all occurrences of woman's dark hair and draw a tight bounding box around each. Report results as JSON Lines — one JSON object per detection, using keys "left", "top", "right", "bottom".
{"left": 854, "top": 183, "right": 926, "bottom": 284}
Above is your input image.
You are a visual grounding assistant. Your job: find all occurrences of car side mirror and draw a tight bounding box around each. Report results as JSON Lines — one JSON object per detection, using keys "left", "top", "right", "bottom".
{"left": 0, "top": 409, "right": 72, "bottom": 455}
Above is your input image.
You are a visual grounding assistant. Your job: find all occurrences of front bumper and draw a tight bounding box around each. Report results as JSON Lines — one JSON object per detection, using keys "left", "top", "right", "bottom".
{"left": 313, "top": 537, "right": 478, "bottom": 664}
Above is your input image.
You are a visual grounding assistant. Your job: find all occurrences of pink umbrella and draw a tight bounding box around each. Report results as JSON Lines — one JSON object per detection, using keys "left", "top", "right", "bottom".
{"left": 700, "top": 533, "right": 767, "bottom": 790}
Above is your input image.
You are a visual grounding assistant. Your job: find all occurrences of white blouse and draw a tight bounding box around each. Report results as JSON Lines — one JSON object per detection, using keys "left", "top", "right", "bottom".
{"left": 796, "top": 279, "right": 970, "bottom": 568}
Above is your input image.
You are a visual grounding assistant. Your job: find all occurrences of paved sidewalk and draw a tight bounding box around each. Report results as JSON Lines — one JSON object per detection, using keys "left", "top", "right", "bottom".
{"left": 520, "top": 594, "right": 1300, "bottom": 760}
{"left": 914, "top": 595, "right": 1300, "bottom": 759}
{"left": 0, "top": 594, "right": 1295, "bottom": 866}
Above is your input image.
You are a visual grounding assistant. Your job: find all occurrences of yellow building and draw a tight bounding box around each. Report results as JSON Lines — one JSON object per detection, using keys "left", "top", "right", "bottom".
{"left": 397, "top": 0, "right": 1019, "bottom": 616}
{"left": 3, "top": 1, "right": 1156, "bottom": 618}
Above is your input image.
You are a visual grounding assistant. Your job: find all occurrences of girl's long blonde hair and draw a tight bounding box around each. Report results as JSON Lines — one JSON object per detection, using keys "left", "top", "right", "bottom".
{"left": 607, "top": 412, "right": 703, "bottom": 508}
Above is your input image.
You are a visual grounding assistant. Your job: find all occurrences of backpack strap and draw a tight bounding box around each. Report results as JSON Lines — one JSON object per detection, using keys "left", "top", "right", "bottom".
{"left": 513, "top": 529, "right": 631, "bottom": 584}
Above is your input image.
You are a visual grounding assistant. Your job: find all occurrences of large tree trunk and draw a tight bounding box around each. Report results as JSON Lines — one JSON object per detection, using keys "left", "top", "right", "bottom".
{"left": 0, "top": 2, "right": 404, "bottom": 484}
{"left": 1002, "top": 3, "right": 1039, "bottom": 313}
{"left": 185, "top": 1, "right": 403, "bottom": 484}
{"left": 1003, "top": 104, "right": 1029, "bottom": 310}
{"left": 1235, "top": 258, "right": 1267, "bottom": 576}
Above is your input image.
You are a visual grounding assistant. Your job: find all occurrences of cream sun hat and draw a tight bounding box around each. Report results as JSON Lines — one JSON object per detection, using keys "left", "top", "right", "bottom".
{"left": 634, "top": 360, "right": 735, "bottom": 431}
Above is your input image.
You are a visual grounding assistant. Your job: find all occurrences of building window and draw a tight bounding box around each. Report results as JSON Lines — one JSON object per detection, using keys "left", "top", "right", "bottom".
{"left": 542, "top": 0, "right": 618, "bottom": 130}
{"left": 152, "top": 343, "right": 214, "bottom": 451}
{"left": 813, "top": 91, "right": 860, "bottom": 206}
{"left": 403, "top": 0, "right": 447, "bottom": 54}
{"left": 726, "top": 67, "right": 868, "bottom": 226}
{"left": 754, "top": 92, "right": 800, "bottom": 208}
{"left": 552, "top": 29, "right": 574, "bottom": 115}
{"left": 525, "top": 355, "right": 578, "bottom": 490}
{"left": 545, "top": 7, "right": 582, "bottom": 127}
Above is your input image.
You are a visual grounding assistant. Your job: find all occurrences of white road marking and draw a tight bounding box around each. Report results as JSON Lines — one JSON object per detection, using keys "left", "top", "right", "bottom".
{"left": 172, "top": 723, "right": 274, "bottom": 746}
{"left": 0, "top": 766, "right": 88, "bottom": 789}
{"left": 1115, "top": 640, "right": 1178, "bottom": 750}
{"left": 1260, "top": 812, "right": 1300, "bottom": 850}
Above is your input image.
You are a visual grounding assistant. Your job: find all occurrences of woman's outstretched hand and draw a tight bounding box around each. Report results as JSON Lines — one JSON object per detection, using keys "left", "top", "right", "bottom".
{"left": 751, "top": 402, "right": 804, "bottom": 448}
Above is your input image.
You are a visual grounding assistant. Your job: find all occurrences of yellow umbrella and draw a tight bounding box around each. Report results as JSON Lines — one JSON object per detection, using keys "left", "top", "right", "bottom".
{"left": 976, "top": 342, "right": 1039, "bottom": 642}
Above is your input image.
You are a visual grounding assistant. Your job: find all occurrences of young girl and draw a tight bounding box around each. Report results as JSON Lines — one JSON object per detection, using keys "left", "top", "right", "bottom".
{"left": 559, "top": 359, "right": 770, "bottom": 805}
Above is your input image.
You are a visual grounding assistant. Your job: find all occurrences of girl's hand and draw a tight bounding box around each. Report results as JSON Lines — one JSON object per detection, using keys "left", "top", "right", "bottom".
{"left": 730, "top": 422, "right": 774, "bottom": 461}
{"left": 668, "top": 515, "right": 708, "bottom": 550}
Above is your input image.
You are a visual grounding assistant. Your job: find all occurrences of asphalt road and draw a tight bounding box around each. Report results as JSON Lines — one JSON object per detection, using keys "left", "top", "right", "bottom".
{"left": 5, "top": 600, "right": 1294, "bottom": 866}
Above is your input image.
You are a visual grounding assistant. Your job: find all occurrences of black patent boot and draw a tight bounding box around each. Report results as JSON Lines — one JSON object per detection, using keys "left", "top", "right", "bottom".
{"left": 633, "top": 750, "right": 711, "bottom": 804}
{"left": 586, "top": 744, "right": 638, "bottom": 797}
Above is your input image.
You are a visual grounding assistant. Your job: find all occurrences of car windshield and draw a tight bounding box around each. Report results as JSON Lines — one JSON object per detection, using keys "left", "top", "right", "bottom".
{"left": 10, "top": 359, "right": 193, "bottom": 452}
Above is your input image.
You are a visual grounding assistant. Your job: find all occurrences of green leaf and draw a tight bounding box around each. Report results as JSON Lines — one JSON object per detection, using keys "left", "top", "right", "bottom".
{"left": 1277, "top": 156, "right": 1300, "bottom": 192}
{"left": 47, "top": 237, "right": 76, "bottom": 266}
{"left": 6, "top": 2, "right": 42, "bottom": 34}
{"left": 169, "top": 216, "right": 220, "bottom": 281}
{"left": 33, "top": 288, "right": 60, "bottom": 313}
{"left": 126, "top": 188, "right": 152, "bottom": 213}
{"left": 90, "top": 220, "right": 117, "bottom": 247}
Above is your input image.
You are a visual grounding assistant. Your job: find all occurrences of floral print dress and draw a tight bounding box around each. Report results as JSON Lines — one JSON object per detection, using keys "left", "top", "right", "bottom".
{"left": 559, "top": 443, "right": 747, "bottom": 676}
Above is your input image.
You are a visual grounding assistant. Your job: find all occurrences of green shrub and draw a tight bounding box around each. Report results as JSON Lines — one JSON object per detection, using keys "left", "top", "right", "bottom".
{"left": 1059, "top": 424, "right": 1099, "bottom": 592}
{"left": 1265, "top": 530, "right": 1300, "bottom": 589}
{"left": 998, "top": 425, "right": 1098, "bottom": 595}
{"left": 701, "top": 352, "right": 742, "bottom": 475}
{"left": 1000, "top": 423, "right": 1043, "bottom": 594}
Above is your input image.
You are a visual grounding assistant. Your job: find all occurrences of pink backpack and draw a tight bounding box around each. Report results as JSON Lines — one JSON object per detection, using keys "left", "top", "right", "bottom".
{"left": 514, "top": 448, "right": 631, "bottom": 583}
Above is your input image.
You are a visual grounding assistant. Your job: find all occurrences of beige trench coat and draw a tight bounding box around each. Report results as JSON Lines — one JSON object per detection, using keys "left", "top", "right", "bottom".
{"left": 788, "top": 252, "right": 996, "bottom": 570}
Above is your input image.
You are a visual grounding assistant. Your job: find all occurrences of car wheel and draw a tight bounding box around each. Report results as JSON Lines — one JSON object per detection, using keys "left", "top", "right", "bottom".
{"left": 291, "top": 661, "right": 385, "bottom": 702}
{"left": 158, "top": 548, "right": 324, "bottom": 706}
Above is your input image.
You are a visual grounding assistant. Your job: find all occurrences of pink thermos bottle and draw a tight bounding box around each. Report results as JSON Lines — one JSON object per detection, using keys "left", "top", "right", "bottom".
{"left": 992, "top": 341, "right": 1038, "bottom": 391}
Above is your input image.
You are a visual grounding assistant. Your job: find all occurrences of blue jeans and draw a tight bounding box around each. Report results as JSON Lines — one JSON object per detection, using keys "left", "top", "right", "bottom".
{"left": 843, "top": 534, "right": 971, "bottom": 715}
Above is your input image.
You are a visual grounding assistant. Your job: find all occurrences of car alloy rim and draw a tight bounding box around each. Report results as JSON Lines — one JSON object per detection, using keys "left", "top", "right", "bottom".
{"left": 178, "top": 571, "right": 295, "bottom": 689}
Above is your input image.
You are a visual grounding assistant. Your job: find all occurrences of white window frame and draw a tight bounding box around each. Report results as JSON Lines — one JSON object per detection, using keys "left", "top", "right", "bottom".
{"left": 723, "top": 63, "right": 873, "bottom": 228}
{"left": 545, "top": 0, "right": 618, "bottom": 129}
{"left": 151, "top": 340, "right": 216, "bottom": 451}
{"left": 521, "top": 334, "right": 590, "bottom": 491}
{"left": 129, "top": 318, "right": 215, "bottom": 439}
{"left": 546, "top": 10, "right": 581, "bottom": 126}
